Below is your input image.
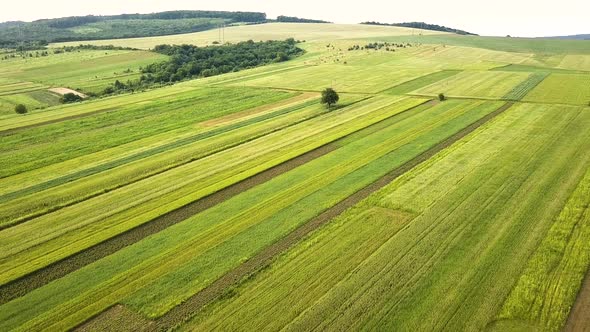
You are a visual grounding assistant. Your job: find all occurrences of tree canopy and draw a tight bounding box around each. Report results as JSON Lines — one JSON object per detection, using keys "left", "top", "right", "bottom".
{"left": 321, "top": 88, "right": 340, "bottom": 109}
{"left": 14, "top": 104, "right": 27, "bottom": 114}
{"left": 103, "top": 39, "right": 304, "bottom": 95}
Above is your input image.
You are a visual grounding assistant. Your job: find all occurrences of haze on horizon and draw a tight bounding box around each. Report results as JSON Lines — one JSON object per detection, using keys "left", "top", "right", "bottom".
{"left": 1, "top": 0, "right": 588, "bottom": 38}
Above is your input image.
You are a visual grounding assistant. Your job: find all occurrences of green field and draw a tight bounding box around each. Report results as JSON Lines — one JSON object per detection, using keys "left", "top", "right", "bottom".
{"left": 1, "top": 21, "right": 590, "bottom": 332}
{"left": 0, "top": 49, "right": 167, "bottom": 113}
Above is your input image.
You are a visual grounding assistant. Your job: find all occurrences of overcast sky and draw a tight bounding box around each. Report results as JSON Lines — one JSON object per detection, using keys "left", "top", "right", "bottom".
{"left": 1, "top": 0, "right": 588, "bottom": 37}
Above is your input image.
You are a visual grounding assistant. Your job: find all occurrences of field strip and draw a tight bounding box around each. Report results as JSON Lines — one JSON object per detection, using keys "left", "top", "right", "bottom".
{"left": 565, "top": 269, "right": 590, "bottom": 331}
{"left": 0, "top": 107, "right": 119, "bottom": 136}
{"left": 78, "top": 101, "right": 515, "bottom": 331}
{"left": 407, "top": 93, "right": 588, "bottom": 108}
{"left": 0, "top": 98, "right": 433, "bottom": 305}
{"left": 0, "top": 86, "right": 196, "bottom": 133}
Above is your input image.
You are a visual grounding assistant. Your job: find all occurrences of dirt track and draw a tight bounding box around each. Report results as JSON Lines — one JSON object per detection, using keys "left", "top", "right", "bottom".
{"left": 78, "top": 101, "right": 514, "bottom": 331}
{"left": 565, "top": 264, "right": 590, "bottom": 331}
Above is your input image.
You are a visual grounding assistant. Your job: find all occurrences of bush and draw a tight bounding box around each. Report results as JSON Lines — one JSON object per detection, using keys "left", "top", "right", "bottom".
{"left": 14, "top": 104, "right": 28, "bottom": 114}
{"left": 438, "top": 93, "right": 446, "bottom": 101}
{"left": 61, "top": 93, "right": 83, "bottom": 103}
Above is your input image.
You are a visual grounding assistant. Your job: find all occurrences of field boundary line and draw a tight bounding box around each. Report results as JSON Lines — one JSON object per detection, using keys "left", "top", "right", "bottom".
{"left": 78, "top": 100, "right": 514, "bottom": 331}
{"left": 0, "top": 97, "right": 431, "bottom": 305}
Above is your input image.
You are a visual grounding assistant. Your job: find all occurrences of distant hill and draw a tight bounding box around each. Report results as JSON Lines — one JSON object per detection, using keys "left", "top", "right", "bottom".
{"left": 274, "top": 16, "right": 331, "bottom": 24}
{"left": 361, "top": 21, "right": 477, "bottom": 36}
{"left": 545, "top": 34, "right": 590, "bottom": 40}
{"left": 0, "top": 10, "right": 267, "bottom": 48}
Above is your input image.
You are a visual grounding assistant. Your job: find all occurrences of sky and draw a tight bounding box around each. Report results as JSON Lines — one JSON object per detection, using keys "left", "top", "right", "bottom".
{"left": 1, "top": 0, "right": 588, "bottom": 37}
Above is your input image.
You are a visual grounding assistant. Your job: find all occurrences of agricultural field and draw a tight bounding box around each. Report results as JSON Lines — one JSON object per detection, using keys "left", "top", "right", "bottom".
{"left": 1, "top": 21, "right": 590, "bottom": 332}
{"left": 0, "top": 49, "right": 167, "bottom": 113}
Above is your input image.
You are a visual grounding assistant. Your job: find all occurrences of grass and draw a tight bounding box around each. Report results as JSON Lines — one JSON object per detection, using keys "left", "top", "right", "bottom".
{"left": 382, "top": 70, "right": 461, "bottom": 94}
{"left": 413, "top": 70, "right": 530, "bottom": 99}
{"left": 0, "top": 99, "right": 506, "bottom": 331}
{"left": 183, "top": 103, "right": 590, "bottom": 331}
{"left": 522, "top": 73, "right": 590, "bottom": 105}
{"left": 502, "top": 72, "right": 548, "bottom": 101}
{"left": 0, "top": 86, "right": 290, "bottom": 178}
{"left": 373, "top": 34, "right": 590, "bottom": 54}
{"left": 496, "top": 167, "right": 590, "bottom": 331}
{"left": 0, "top": 95, "right": 424, "bottom": 285}
{"left": 0, "top": 49, "right": 167, "bottom": 112}
{"left": 0, "top": 94, "right": 323, "bottom": 226}
{"left": 52, "top": 23, "right": 448, "bottom": 49}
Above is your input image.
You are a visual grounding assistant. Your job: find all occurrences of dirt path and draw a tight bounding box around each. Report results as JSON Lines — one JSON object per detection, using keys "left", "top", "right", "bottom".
{"left": 78, "top": 101, "right": 514, "bottom": 331}
{"left": 48, "top": 87, "right": 87, "bottom": 98}
{"left": 565, "top": 269, "right": 590, "bottom": 331}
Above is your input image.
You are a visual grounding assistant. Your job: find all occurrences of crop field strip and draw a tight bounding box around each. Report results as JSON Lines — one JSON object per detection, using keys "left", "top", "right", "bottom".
{"left": 181, "top": 103, "right": 590, "bottom": 332}
{"left": 0, "top": 100, "right": 508, "bottom": 331}
{"left": 497, "top": 166, "right": 590, "bottom": 331}
{"left": 0, "top": 99, "right": 424, "bottom": 298}
{"left": 382, "top": 70, "right": 462, "bottom": 95}
{"left": 0, "top": 87, "right": 293, "bottom": 179}
{"left": 502, "top": 72, "right": 548, "bottom": 101}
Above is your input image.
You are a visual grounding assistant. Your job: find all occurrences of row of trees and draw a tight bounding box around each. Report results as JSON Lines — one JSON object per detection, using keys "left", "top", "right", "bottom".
{"left": 361, "top": 21, "right": 477, "bottom": 36}
{"left": 102, "top": 39, "right": 304, "bottom": 94}
{"left": 0, "top": 11, "right": 267, "bottom": 45}
{"left": 275, "top": 16, "right": 330, "bottom": 24}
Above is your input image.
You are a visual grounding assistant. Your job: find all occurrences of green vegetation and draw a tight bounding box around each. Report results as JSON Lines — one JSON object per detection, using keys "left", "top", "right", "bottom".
{"left": 502, "top": 72, "right": 548, "bottom": 101}
{"left": 104, "top": 39, "right": 304, "bottom": 94}
{"left": 321, "top": 88, "right": 339, "bottom": 108}
{"left": 275, "top": 15, "right": 331, "bottom": 23}
{"left": 362, "top": 21, "right": 477, "bottom": 35}
{"left": 0, "top": 10, "right": 266, "bottom": 47}
{"left": 184, "top": 103, "right": 590, "bottom": 331}
{"left": 522, "top": 73, "right": 590, "bottom": 105}
{"left": 1, "top": 21, "right": 590, "bottom": 332}
{"left": 497, "top": 167, "right": 590, "bottom": 331}
{"left": 383, "top": 70, "right": 461, "bottom": 94}
{"left": 14, "top": 104, "right": 27, "bottom": 114}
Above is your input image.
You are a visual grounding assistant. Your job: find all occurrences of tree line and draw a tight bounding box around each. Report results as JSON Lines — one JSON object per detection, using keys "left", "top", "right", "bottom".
{"left": 102, "top": 39, "right": 304, "bottom": 95}
{"left": 361, "top": 21, "right": 477, "bottom": 36}
{"left": 0, "top": 10, "right": 268, "bottom": 47}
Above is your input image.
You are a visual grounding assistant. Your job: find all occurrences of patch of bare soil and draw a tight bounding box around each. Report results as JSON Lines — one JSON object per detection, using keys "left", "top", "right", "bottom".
{"left": 48, "top": 87, "right": 87, "bottom": 98}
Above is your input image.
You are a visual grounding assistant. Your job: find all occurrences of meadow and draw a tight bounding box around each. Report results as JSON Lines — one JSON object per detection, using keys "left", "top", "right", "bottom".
{"left": 0, "top": 22, "right": 589, "bottom": 332}
{"left": 0, "top": 49, "right": 167, "bottom": 113}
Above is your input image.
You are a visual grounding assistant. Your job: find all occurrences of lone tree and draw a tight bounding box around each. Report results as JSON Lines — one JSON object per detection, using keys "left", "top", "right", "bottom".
{"left": 321, "top": 88, "right": 339, "bottom": 109}
{"left": 14, "top": 104, "right": 27, "bottom": 114}
{"left": 438, "top": 93, "right": 446, "bottom": 101}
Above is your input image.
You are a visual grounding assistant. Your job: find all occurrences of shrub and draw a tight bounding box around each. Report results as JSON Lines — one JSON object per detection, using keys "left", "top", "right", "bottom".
{"left": 61, "top": 93, "right": 83, "bottom": 103}
{"left": 14, "top": 104, "right": 28, "bottom": 114}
